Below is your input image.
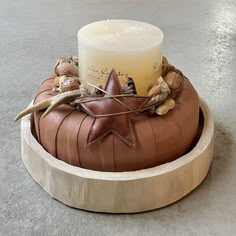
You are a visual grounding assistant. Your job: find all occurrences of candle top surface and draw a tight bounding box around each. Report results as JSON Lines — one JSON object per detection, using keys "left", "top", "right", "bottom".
{"left": 78, "top": 20, "right": 163, "bottom": 52}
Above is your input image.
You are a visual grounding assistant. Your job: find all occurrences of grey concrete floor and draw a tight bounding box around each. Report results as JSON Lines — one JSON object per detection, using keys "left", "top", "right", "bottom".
{"left": 1, "top": 0, "right": 236, "bottom": 235}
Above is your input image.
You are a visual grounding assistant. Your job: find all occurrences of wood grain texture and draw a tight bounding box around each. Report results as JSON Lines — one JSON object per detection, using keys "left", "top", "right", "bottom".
{"left": 21, "top": 98, "right": 214, "bottom": 213}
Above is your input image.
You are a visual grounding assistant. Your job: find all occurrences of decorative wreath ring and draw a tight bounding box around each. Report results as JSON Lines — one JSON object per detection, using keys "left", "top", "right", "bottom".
{"left": 15, "top": 56, "right": 186, "bottom": 121}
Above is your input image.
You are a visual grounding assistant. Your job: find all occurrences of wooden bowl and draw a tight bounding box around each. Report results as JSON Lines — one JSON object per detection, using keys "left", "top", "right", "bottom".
{"left": 21, "top": 98, "right": 214, "bottom": 213}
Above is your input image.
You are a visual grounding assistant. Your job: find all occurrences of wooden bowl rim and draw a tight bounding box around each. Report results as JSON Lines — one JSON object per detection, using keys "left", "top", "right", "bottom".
{"left": 21, "top": 97, "right": 213, "bottom": 181}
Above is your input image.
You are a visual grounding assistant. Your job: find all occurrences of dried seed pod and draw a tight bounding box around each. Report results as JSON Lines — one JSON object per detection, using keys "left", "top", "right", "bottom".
{"left": 162, "top": 56, "right": 171, "bottom": 77}
{"left": 121, "top": 77, "right": 137, "bottom": 95}
{"left": 127, "top": 77, "right": 137, "bottom": 93}
{"left": 70, "top": 99, "right": 81, "bottom": 111}
{"left": 79, "top": 84, "right": 90, "bottom": 96}
{"left": 162, "top": 63, "right": 176, "bottom": 77}
{"left": 69, "top": 56, "right": 79, "bottom": 66}
{"left": 91, "top": 84, "right": 103, "bottom": 95}
{"left": 148, "top": 106, "right": 156, "bottom": 115}
{"left": 54, "top": 56, "right": 79, "bottom": 77}
{"left": 162, "top": 56, "right": 169, "bottom": 65}
{"left": 148, "top": 77, "right": 171, "bottom": 106}
{"left": 121, "top": 85, "right": 135, "bottom": 95}
{"left": 157, "top": 77, "right": 171, "bottom": 93}
{"left": 59, "top": 76, "right": 80, "bottom": 93}
{"left": 148, "top": 92, "right": 169, "bottom": 106}
{"left": 155, "top": 98, "right": 175, "bottom": 115}
{"left": 55, "top": 57, "right": 71, "bottom": 67}
{"left": 55, "top": 62, "right": 79, "bottom": 77}
{"left": 147, "top": 84, "right": 155, "bottom": 92}
{"left": 161, "top": 56, "right": 184, "bottom": 78}
{"left": 164, "top": 71, "right": 184, "bottom": 94}
{"left": 148, "top": 85, "right": 161, "bottom": 97}
{"left": 54, "top": 76, "right": 60, "bottom": 87}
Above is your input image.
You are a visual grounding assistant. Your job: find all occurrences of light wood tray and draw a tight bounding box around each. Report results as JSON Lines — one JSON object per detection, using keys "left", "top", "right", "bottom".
{"left": 21, "top": 98, "right": 214, "bottom": 213}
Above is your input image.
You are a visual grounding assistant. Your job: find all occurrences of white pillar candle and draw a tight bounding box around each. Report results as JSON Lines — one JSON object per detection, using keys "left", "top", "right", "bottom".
{"left": 78, "top": 20, "right": 163, "bottom": 96}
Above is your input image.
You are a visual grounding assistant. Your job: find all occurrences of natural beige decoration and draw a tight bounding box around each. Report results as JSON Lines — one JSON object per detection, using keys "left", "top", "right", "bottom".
{"left": 164, "top": 71, "right": 184, "bottom": 95}
{"left": 58, "top": 76, "right": 80, "bottom": 93}
{"left": 147, "top": 84, "right": 161, "bottom": 97}
{"left": 148, "top": 77, "right": 171, "bottom": 105}
{"left": 54, "top": 56, "right": 79, "bottom": 77}
{"left": 20, "top": 98, "right": 214, "bottom": 213}
{"left": 15, "top": 56, "right": 186, "bottom": 121}
{"left": 155, "top": 98, "right": 176, "bottom": 115}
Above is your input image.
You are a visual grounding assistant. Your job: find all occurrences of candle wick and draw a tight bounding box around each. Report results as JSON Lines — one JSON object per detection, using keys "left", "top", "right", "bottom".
{"left": 106, "top": 19, "right": 110, "bottom": 30}
{"left": 114, "top": 31, "right": 117, "bottom": 40}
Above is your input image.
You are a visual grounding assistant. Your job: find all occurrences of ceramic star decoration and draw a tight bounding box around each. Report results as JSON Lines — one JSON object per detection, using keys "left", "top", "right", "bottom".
{"left": 80, "top": 69, "right": 150, "bottom": 147}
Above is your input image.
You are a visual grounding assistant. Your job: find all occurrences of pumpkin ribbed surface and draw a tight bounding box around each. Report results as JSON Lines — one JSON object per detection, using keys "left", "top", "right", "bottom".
{"left": 32, "top": 76, "right": 199, "bottom": 172}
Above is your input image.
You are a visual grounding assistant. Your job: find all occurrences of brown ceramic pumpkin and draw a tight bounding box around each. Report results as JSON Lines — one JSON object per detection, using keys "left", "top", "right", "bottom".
{"left": 31, "top": 75, "right": 199, "bottom": 172}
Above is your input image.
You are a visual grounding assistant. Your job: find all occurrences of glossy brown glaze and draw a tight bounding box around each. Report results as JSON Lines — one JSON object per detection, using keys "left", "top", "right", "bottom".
{"left": 32, "top": 75, "right": 199, "bottom": 172}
